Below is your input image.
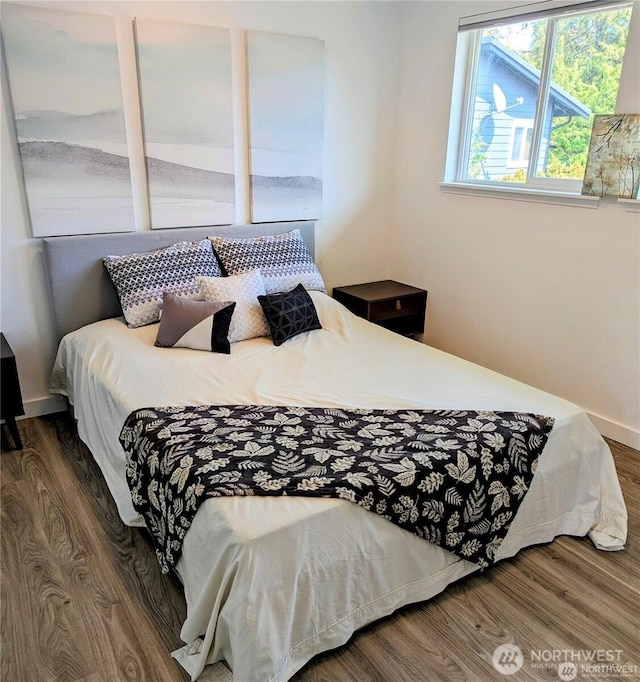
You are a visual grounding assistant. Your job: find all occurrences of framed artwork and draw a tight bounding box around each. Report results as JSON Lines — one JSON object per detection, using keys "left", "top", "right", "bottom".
{"left": 135, "top": 19, "right": 235, "bottom": 228}
{"left": 581, "top": 114, "right": 640, "bottom": 199}
{"left": 247, "top": 31, "right": 324, "bottom": 223}
{"left": 1, "top": 5, "right": 135, "bottom": 236}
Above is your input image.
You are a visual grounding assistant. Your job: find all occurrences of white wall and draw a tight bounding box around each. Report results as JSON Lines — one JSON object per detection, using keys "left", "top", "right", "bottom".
{"left": 0, "top": 1, "right": 404, "bottom": 416}
{"left": 392, "top": 1, "right": 640, "bottom": 448}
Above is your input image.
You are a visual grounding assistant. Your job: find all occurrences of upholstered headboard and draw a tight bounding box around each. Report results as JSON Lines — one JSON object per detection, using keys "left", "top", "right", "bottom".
{"left": 43, "top": 221, "right": 315, "bottom": 341}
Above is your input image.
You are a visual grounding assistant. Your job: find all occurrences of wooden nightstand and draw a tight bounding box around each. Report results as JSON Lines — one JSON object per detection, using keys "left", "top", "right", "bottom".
{"left": 1, "top": 333, "right": 24, "bottom": 450}
{"left": 333, "top": 280, "right": 427, "bottom": 338}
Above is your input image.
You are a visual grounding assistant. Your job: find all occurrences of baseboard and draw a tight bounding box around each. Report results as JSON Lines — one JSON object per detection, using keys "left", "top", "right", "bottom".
{"left": 20, "top": 395, "right": 67, "bottom": 419}
{"left": 587, "top": 412, "right": 640, "bottom": 451}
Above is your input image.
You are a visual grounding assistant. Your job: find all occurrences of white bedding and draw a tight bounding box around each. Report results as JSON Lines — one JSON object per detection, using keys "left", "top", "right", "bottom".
{"left": 51, "top": 291, "right": 628, "bottom": 681}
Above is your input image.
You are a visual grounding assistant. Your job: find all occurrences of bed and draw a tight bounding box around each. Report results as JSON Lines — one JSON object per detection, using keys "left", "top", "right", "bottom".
{"left": 44, "top": 221, "right": 628, "bottom": 682}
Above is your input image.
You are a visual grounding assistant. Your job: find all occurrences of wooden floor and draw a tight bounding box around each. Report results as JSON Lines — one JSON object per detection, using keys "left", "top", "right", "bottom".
{"left": 1, "top": 414, "right": 638, "bottom": 682}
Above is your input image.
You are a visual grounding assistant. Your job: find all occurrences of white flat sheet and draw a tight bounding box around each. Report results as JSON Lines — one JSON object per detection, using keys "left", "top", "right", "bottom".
{"left": 51, "top": 291, "right": 628, "bottom": 681}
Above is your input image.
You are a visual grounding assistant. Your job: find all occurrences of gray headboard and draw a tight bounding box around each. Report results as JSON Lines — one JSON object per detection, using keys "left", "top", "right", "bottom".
{"left": 43, "top": 221, "right": 315, "bottom": 341}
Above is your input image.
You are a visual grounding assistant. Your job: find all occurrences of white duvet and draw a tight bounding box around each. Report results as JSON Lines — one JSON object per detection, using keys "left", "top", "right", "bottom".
{"left": 51, "top": 292, "right": 628, "bottom": 681}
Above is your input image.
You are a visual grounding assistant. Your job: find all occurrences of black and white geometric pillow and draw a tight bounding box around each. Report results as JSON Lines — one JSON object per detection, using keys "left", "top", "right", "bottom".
{"left": 104, "top": 240, "right": 221, "bottom": 328}
{"left": 209, "top": 229, "right": 325, "bottom": 294}
{"left": 155, "top": 293, "right": 235, "bottom": 354}
{"left": 258, "top": 283, "right": 322, "bottom": 346}
{"left": 196, "top": 270, "right": 270, "bottom": 343}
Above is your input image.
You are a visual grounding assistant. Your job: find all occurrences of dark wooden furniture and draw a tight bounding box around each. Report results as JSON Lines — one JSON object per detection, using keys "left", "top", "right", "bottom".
{"left": 333, "top": 280, "right": 427, "bottom": 338}
{"left": 1, "top": 333, "right": 24, "bottom": 450}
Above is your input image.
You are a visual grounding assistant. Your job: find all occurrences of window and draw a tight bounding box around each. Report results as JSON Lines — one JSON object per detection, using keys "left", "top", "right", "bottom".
{"left": 508, "top": 119, "right": 534, "bottom": 167}
{"left": 450, "top": 0, "right": 633, "bottom": 193}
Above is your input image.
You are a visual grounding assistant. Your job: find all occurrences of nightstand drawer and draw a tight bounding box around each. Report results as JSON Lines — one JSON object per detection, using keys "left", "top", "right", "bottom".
{"left": 369, "top": 293, "right": 425, "bottom": 322}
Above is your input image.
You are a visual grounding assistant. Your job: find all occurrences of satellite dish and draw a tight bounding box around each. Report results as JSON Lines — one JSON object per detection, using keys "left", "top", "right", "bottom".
{"left": 493, "top": 83, "right": 507, "bottom": 113}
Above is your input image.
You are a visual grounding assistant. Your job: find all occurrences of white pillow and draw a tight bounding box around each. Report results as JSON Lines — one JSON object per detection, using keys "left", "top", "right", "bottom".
{"left": 196, "top": 270, "right": 269, "bottom": 343}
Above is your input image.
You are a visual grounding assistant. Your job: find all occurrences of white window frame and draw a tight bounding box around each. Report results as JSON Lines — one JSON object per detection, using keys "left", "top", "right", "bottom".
{"left": 445, "top": 0, "right": 634, "bottom": 198}
{"left": 507, "top": 119, "right": 535, "bottom": 169}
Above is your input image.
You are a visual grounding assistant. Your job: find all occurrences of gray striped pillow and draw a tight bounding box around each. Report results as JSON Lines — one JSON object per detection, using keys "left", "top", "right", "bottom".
{"left": 104, "top": 239, "right": 222, "bottom": 328}
{"left": 209, "top": 229, "right": 325, "bottom": 294}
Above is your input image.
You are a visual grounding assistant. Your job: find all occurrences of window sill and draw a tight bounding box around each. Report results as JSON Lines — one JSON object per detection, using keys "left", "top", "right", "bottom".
{"left": 617, "top": 198, "right": 640, "bottom": 212}
{"left": 439, "top": 181, "right": 601, "bottom": 208}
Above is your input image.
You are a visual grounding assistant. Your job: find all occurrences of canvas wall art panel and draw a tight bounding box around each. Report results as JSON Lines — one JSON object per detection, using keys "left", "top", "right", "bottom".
{"left": 135, "top": 19, "right": 235, "bottom": 229}
{"left": 581, "top": 114, "right": 640, "bottom": 199}
{"left": 247, "top": 31, "right": 324, "bottom": 223}
{"left": 1, "top": 5, "right": 135, "bottom": 236}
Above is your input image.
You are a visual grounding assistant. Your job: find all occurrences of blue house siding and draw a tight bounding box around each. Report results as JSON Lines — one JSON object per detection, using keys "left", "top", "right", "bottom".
{"left": 470, "top": 38, "right": 589, "bottom": 181}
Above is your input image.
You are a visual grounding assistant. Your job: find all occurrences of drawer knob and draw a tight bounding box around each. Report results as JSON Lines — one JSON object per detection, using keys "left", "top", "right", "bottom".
{"left": 395, "top": 299, "right": 402, "bottom": 311}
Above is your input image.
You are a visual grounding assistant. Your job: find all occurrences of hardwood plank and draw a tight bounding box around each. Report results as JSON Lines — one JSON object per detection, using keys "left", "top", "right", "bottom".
{"left": 1, "top": 416, "right": 188, "bottom": 682}
{"left": 50, "top": 413, "right": 187, "bottom": 647}
{"left": 1, "top": 417, "right": 638, "bottom": 681}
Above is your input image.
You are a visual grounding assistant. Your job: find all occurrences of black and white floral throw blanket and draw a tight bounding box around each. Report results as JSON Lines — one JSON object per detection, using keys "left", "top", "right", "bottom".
{"left": 120, "top": 405, "right": 554, "bottom": 574}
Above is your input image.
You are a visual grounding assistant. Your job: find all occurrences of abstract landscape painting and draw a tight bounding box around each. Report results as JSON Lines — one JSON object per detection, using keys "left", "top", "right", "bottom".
{"left": 582, "top": 114, "right": 640, "bottom": 199}
{"left": 1, "top": 5, "right": 134, "bottom": 236}
{"left": 247, "top": 31, "right": 324, "bottom": 223}
{"left": 135, "top": 19, "right": 235, "bottom": 228}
